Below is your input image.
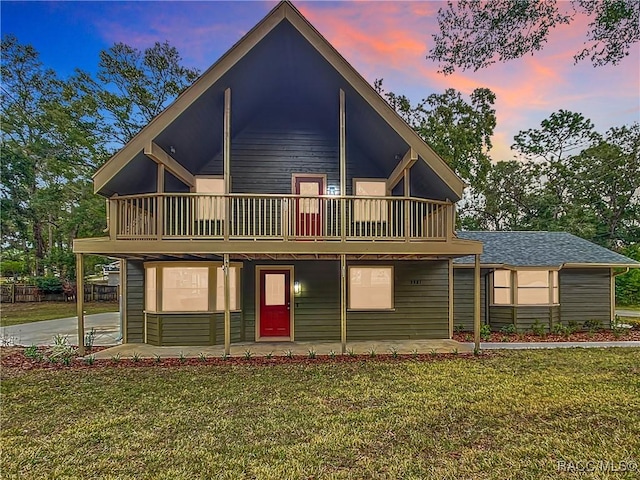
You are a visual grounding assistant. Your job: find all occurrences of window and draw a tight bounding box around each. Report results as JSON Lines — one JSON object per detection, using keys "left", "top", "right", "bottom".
{"left": 195, "top": 176, "right": 224, "bottom": 221}
{"left": 493, "top": 269, "right": 511, "bottom": 305}
{"left": 144, "top": 263, "right": 240, "bottom": 313}
{"left": 349, "top": 266, "right": 393, "bottom": 310}
{"left": 162, "top": 267, "right": 209, "bottom": 312}
{"left": 145, "top": 267, "right": 157, "bottom": 312}
{"left": 492, "top": 269, "right": 560, "bottom": 306}
{"left": 517, "top": 270, "right": 549, "bottom": 305}
{"left": 354, "top": 180, "right": 387, "bottom": 222}
{"left": 216, "top": 266, "right": 237, "bottom": 311}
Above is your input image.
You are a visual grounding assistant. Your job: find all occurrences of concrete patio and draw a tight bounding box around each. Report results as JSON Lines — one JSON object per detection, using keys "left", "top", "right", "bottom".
{"left": 88, "top": 338, "right": 472, "bottom": 359}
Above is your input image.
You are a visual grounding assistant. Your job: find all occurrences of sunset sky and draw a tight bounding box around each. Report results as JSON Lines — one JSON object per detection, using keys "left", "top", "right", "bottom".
{"left": 3, "top": 1, "right": 639, "bottom": 161}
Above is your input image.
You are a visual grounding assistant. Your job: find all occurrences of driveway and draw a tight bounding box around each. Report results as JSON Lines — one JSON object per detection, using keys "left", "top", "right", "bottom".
{"left": 616, "top": 309, "right": 640, "bottom": 318}
{"left": 0, "top": 312, "right": 121, "bottom": 346}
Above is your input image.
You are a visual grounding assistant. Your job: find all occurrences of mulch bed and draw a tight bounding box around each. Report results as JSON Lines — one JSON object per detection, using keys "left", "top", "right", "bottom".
{"left": 0, "top": 346, "right": 493, "bottom": 376}
{"left": 453, "top": 329, "right": 640, "bottom": 343}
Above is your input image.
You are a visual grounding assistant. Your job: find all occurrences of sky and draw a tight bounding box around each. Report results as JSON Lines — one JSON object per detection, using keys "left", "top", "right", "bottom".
{"left": 2, "top": 0, "right": 639, "bottom": 161}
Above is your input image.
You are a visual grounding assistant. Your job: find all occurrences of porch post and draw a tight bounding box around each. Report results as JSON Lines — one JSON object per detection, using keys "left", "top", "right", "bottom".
{"left": 404, "top": 168, "right": 410, "bottom": 242}
{"left": 473, "top": 253, "right": 481, "bottom": 351}
{"left": 448, "top": 258, "right": 454, "bottom": 339}
{"left": 223, "top": 87, "right": 231, "bottom": 241}
{"left": 340, "top": 254, "right": 347, "bottom": 354}
{"left": 223, "top": 253, "right": 231, "bottom": 355}
{"left": 339, "top": 89, "right": 346, "bottom": 241}
{"left": 76, "top": 254, "right": 85, "bottom": 356}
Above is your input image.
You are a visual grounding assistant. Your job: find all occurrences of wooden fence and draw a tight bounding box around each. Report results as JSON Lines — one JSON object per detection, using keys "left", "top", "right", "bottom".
{"left": 0, "top": 284, "right": 118, "bottom": 303}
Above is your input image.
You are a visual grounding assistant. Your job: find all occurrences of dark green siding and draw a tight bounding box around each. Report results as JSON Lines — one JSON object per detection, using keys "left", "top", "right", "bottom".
{"left": 488, "top": 306, "right": 513, "bottom": 331}
{"left": 145, "top": 312, "right": 241, "bottom": 346}
{"left": 199, "top": 128, "right": 384, "bottom": 196}
{"left": 453, "top": 268, "right": 488, "bottom": 330}
{"left": 125, "top": 261, "right": 145, "bottom": 343}
{"left": 516, "top": 306, "right": 555, "bottom": 332}
{"left": 241, "top": 261, "right": 341, "bottom": 342}
{"left": 146, "top": 314, "right": 160, "bottom": 346}
{"left": 243, "top": 260, "right": 449, "bottom": 341}
{"left": 560, "top": 268, "right": 611, "bottom": 328}
{"left": 347, "top": 261, "right": 449, "bottom": 340}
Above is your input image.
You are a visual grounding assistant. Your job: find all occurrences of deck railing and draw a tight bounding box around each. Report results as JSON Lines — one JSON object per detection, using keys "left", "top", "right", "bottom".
{"left": 110, "top": 193, "right": 452, "bottom": 242}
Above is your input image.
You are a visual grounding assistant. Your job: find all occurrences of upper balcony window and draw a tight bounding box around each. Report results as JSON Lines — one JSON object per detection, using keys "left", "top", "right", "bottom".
{"left": 195, "top": 176, "right": 224, "bottom": 221}
{"left": 353, "top": 179, "right": 387, "bottom": 222}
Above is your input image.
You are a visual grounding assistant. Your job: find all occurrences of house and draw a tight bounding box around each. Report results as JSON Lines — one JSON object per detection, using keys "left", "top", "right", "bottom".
{"left": 73, "top": 1, "right": 638, "bottom": 355}
{"left": 453, "top": 232, "right": 638, "bottom": 333}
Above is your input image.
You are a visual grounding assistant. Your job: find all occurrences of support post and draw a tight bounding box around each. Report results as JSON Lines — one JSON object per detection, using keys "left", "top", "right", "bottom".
{"left": 340, "top": 254, "right": 347, "bottom": 354}
{"left": 223, "top": 253, "right": 231, "bottom": 356}
{"left": 76, "top": 254, "right": 85, "bottom": 356}
{"left": 473, "top": 254, "right": 481, "bottom": 352}
{"left": 448, "top": 258, "right": 454, "bottom": 339}
{"left": 223, "top": 88, "right": 231, "bottom": 241}
{"left": 120, "top": 259, "right": 127, "bottom": 344}
{"left": 339, "top": 89, "right": 346, "bottom": 241}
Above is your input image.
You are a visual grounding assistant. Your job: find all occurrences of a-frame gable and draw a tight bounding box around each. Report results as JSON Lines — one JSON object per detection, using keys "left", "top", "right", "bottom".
{"left": 94, "top": 1, "right": 465, "bottom": 198}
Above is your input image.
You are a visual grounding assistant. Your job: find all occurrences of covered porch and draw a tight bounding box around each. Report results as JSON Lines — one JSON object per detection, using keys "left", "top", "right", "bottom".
{"left": 87, "top": 338, "right": 473, "bottom": 359}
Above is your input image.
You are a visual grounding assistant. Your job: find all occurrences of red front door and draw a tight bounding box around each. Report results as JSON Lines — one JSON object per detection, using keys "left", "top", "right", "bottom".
{"left": 293, "top": 176, "right": 323, "bottom": 237}
{"left": 259, "top": 269, "right": 291, "bottom": 338}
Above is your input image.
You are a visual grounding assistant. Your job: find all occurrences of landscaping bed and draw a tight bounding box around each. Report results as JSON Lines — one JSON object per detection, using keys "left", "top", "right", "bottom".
{"left": 0, "top": 346, "right": 482, "bottom": 377}
{"left": 454, "top": 328, "right": 640, "bottom": 343}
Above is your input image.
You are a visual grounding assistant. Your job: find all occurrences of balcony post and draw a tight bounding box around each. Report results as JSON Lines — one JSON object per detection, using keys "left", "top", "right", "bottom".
{"left": 446, "top": 203, "right": 455, "bottom": 239}
{"left": 156, "top": 164, "right": 164, "bottom": 240}
{"left": 339, "top": 89, "right": 346, "bottom": 241}
{"left": 108, "top": 196, "right": 118, "bottom": 240}
{"left": 223, "top": 87, "right": 231, "bottom": 241}
{"left": 404, "top": 168, "right": 410, "bottom": 242}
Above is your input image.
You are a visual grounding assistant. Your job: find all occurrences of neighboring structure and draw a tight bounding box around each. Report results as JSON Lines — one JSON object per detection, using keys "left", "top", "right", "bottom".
{"left": 453, "top": 232, "right": 638, "bottom": 333}
{"left": 72, "top": 1, "right": 638, "bottom": 354}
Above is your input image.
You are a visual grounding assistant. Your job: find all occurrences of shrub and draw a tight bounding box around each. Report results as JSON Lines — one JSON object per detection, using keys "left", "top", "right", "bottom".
{"left": 583, "top": 319, "right": 603, "bottom": 332}
{"left": 530, "top": 319, "right": 547, "bottom": 336}
{"left": 33, "top": 276, "right": 63, "bottom": 294}
{"left": 500, "top": 324, "right": 516, "bottom": 335}
{"left": 46, "top": 335, "right": 76, "bottom": 364}
{"left": 24, "top": 345, "right": 42, "bottom": 361}
{"left": 480, "top": 324, "right": 492, "bottom": 341}
{"left": 551, "top": 323, "right": 569, "bottom": 336}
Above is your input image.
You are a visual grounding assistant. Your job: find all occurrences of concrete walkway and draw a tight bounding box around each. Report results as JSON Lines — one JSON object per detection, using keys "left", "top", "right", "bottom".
{"left": 89, "top": 339, "right": 472, "bottom": 359}
{"left": 0, "top": 312, "right": 121, "bottom": 347}
{"left": 477, "top": 341, "right": 640, "bottom": 350}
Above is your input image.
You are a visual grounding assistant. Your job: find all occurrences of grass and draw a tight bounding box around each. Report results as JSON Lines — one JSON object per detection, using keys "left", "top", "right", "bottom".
{"left": 0, "top": 302, "right": 119, "bottom": 327}
{"left": 2, "top": 349, "right": 639, "bottom": 479}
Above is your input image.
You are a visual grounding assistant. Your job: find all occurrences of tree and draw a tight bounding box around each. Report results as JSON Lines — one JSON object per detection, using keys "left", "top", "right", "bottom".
{"left": 570, "top": 123, "right": 640, "bottom": 247}
{"left": 428, "top": 0, "right": 640, "bottom": 74}
{"left": 83, "top": 41, "right": 200, "bottom": 146}
{"left": 511, "top": 110, "right": 598, "bottom": 226}
{"left": 375, "top": 80, "right": 496, "bottom": 192}
{"left": 1, "top": 35, "right": 107, "bottom": 275}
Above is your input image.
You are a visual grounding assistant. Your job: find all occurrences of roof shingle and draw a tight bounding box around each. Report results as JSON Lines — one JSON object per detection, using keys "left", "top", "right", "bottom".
{"left": 454, "top": 231, "right": 639, "bottom": 267}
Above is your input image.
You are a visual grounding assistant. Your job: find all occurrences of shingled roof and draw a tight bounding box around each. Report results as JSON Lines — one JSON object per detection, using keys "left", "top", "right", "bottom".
{"left": 454, "top": 231, "right": 639, "bottom": 267}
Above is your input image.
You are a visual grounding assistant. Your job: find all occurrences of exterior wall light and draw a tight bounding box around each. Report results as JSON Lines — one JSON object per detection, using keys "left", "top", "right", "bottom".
{"left": 294, "top": 281, "right": 302, "bottom": 295}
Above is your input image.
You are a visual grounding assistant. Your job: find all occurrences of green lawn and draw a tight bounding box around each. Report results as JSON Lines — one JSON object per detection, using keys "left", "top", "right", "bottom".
{"left": 2, "top": 349, "right": 639, "bottom": 479}
{"left": 0, "top": 301, "right": 119, "bottom": 327}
